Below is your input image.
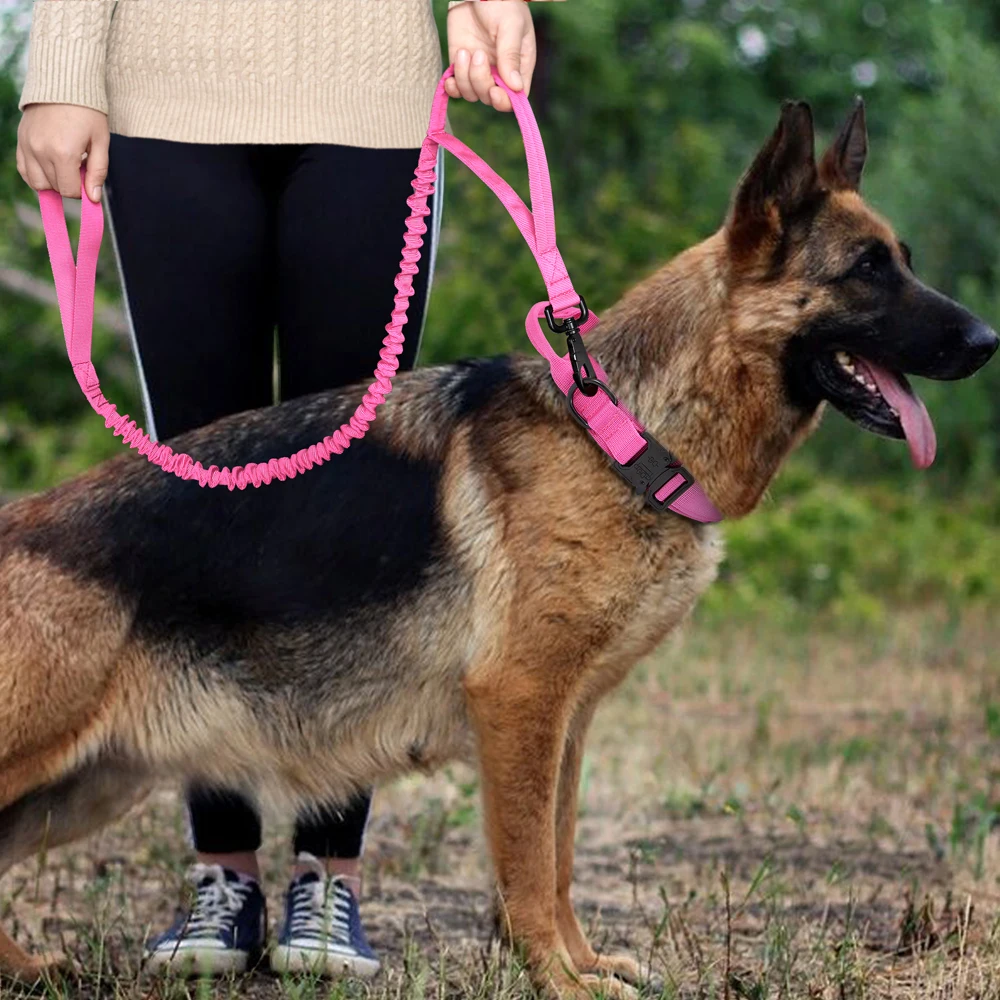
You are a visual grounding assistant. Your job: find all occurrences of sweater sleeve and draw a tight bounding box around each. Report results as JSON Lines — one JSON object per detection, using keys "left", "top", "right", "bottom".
{"left": 19, "top": 1, "right": 115, "bottom": 114}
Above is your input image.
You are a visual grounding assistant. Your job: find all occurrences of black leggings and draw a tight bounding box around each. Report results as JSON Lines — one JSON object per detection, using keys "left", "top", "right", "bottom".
{"left": 105, "top": 137, "right": 438, "bottom": 858}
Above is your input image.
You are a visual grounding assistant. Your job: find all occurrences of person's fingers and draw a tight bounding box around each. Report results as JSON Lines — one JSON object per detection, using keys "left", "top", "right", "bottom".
{"left": 15, "top": 143, "right": 26, "bottom": 186}
{"left": 495, "top": 13, "right": 525, "bottom": 93}
{"left": 25, "top": 155, "right": 53, "bottom": 192}
{"left": 444, "top": 76, "right": 461, "bottom": 100}
{"left": 53, "top": 151, "right": 84, "bottom": 199}
{"left": 489, "top": 85, "right": 513, "bottom": 113}
{"left": 453, "top": 48, "right": 478, "bottom": 103}
{"left": 85, "top": 132, "right": 109, "bottom": 202}
{"left": 469, "top": 49, "right": 495, "bottom": 105}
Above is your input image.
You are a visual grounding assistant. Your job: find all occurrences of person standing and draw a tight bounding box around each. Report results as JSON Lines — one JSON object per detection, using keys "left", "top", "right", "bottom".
{"left": 16, "top": 0, "right": 543, "bottom": 979}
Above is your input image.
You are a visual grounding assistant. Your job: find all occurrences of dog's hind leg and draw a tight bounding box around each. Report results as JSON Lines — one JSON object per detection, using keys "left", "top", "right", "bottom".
{"left": 466, "top": 670, "right": 636, "bottom": 1000}
{"left": 0, "top": 756, "right": 150, "bottom": 982}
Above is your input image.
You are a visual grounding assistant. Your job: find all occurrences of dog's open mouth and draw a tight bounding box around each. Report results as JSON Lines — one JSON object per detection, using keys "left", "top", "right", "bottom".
{"left": 815, "top": 351, "right": 937, "bottom": 469}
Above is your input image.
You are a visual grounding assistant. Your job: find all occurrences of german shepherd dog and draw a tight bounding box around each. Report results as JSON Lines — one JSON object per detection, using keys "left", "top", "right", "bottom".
{"left": 0, "top": 100, "right": 996, "bottom": 994}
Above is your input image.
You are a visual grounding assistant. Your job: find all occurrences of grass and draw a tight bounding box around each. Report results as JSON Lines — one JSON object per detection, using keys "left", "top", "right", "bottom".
{"left": 3, "top": 608, "right": 1000, "bottom": 999}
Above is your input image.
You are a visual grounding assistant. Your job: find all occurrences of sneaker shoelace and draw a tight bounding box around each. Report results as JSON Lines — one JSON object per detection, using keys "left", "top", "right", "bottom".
{"left": 288, "top": 873, "right": 353, "bottom": 945}
{"left": 181, "top": 863, "right": 253, "bottom": 939}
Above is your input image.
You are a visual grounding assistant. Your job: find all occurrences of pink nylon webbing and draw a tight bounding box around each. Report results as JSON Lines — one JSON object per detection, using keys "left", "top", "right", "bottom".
{"left": 36, "top": 66, "right": 722, "bottom": 522}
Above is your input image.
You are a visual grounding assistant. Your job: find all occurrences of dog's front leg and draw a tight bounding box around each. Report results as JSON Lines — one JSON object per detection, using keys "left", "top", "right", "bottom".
{"left": 555, "top": 702, "right": 649, "bottom": 989}
{"left": 466, "top": 672, "right": 636, "bottom": 1000}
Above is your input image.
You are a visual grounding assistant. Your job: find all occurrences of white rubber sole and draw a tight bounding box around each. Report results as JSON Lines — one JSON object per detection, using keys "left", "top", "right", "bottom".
{"left": 144, "top": 945, "right": 251, "bottom": 976}
{"left": 270, "top": 944, "right": 381, "bottom": 979}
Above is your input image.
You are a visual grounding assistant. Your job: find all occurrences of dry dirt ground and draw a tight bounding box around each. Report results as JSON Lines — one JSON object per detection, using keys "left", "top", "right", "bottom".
{"left": 2, "top": 611, "right": 1000, "bottom": 999}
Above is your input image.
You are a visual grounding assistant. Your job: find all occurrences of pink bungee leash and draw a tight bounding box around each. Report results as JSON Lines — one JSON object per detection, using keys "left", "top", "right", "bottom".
{"left": 37, "top": 67, "right": 722, "bottom": 522}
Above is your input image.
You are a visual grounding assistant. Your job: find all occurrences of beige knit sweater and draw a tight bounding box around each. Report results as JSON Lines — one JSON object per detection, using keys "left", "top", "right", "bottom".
{"left": 20, "top": 1, "right": 457, "bottom": 147}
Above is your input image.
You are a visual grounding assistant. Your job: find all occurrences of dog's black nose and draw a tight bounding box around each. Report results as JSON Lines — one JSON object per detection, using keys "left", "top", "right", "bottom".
{"left": 965, "top": 321, "right": 1000, "bottom": 372}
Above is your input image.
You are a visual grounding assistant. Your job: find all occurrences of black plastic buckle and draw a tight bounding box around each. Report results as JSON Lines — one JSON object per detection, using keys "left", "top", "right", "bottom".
{"left": 613, "top": 432, "right": 695, "bottom": 511}
{"left": 566, "top": 388, "right": 695, "bottom": 512}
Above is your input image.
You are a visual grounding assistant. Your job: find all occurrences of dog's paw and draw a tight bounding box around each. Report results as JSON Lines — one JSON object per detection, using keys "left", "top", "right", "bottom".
{"left": 574, "top": 973, "right": 640, "bottom": 1000}
{"left": 6, "top": 950, "right": 73, "bottom": 984}
{"left": 585, "top": 954, "right": 647, "bottom": 985}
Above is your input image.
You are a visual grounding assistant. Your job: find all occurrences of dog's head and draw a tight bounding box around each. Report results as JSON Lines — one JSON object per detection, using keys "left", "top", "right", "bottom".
{"left": 725, "top": 99, "right": 997, "bottom": 469}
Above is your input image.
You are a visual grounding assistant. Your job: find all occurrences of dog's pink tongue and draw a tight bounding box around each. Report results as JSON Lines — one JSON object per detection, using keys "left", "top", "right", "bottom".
{"left": 858, "top": 358, "right": 937, "bottom": 469}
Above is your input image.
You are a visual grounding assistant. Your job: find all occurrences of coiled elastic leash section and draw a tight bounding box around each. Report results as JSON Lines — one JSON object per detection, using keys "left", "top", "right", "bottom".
{"left": 37, "top": 67, "right": 722, "bottom": 520}
{"left": 38, "top": 148, "right": 436, "bottom": 489}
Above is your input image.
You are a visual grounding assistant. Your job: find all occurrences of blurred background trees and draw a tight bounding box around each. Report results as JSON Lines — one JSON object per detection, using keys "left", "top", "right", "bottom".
{"left": 1, "top": 0, "right": 997, "bottom": 625}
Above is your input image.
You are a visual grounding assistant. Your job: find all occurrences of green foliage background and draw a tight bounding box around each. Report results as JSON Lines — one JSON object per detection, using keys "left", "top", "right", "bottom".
{"left": 1, "top": 0, "right": 998, "bottom": 628}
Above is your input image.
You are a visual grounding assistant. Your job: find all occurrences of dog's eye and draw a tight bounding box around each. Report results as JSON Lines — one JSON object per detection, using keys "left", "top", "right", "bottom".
{"left": 846, "top": 243, "right": 890, "bottom": 282}
{"left": 849, "top": 255, "right": 878, "bottom": 281}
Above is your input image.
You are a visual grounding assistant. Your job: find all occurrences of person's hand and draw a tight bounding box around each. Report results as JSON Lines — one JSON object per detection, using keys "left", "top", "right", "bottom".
{"left": 17, "top": 104, "right": 110, "bottom": 202}
{"left": 446, "top": 1, "right": 536, "bottom": 112}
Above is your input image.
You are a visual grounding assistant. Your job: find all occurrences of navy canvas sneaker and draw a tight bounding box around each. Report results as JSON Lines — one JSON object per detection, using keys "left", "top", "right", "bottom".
{"left": 270, "top": 853, "right": 380, "bottom": 978}
{"left": 145, "top": 864, "right": 267, "bottom": 975}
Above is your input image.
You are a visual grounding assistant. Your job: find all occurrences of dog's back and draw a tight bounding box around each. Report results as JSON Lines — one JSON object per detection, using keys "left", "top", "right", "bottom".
{"left": 0, "top": 356, "right": 528, "bottom": 802}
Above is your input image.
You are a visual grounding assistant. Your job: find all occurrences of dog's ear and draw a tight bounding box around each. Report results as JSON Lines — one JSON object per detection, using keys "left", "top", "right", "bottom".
{"left": 819, "top": 98, "right": 868, "bottom": 192}
{"left": 727, "top": 101, "right": 819, "bottom": 242}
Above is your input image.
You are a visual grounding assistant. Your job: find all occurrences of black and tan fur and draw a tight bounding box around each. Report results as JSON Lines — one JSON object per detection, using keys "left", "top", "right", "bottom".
{"left": 0, "top": 103, "right": 995, "bottom": 994}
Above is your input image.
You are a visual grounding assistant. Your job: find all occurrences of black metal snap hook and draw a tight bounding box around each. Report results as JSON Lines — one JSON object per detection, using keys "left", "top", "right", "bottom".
{"left": 544, "top": 297, "right": 589, "bottom": 333}
{"left": 545, "top": 298, "right": 599, "bottom": 396}
{"left": 565, "top": 330, "right": 600, "bottom": 395}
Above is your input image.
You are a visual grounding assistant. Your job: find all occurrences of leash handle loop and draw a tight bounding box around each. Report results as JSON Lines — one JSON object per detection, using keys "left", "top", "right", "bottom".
{"left": 432, "top": 129, "right": 577, "bottom": 318}
{"left": 429, "top": 68, "right": 581, "bottom": 320}
{"left": 38, "top": 173, "right": 102, "bottom": 393}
